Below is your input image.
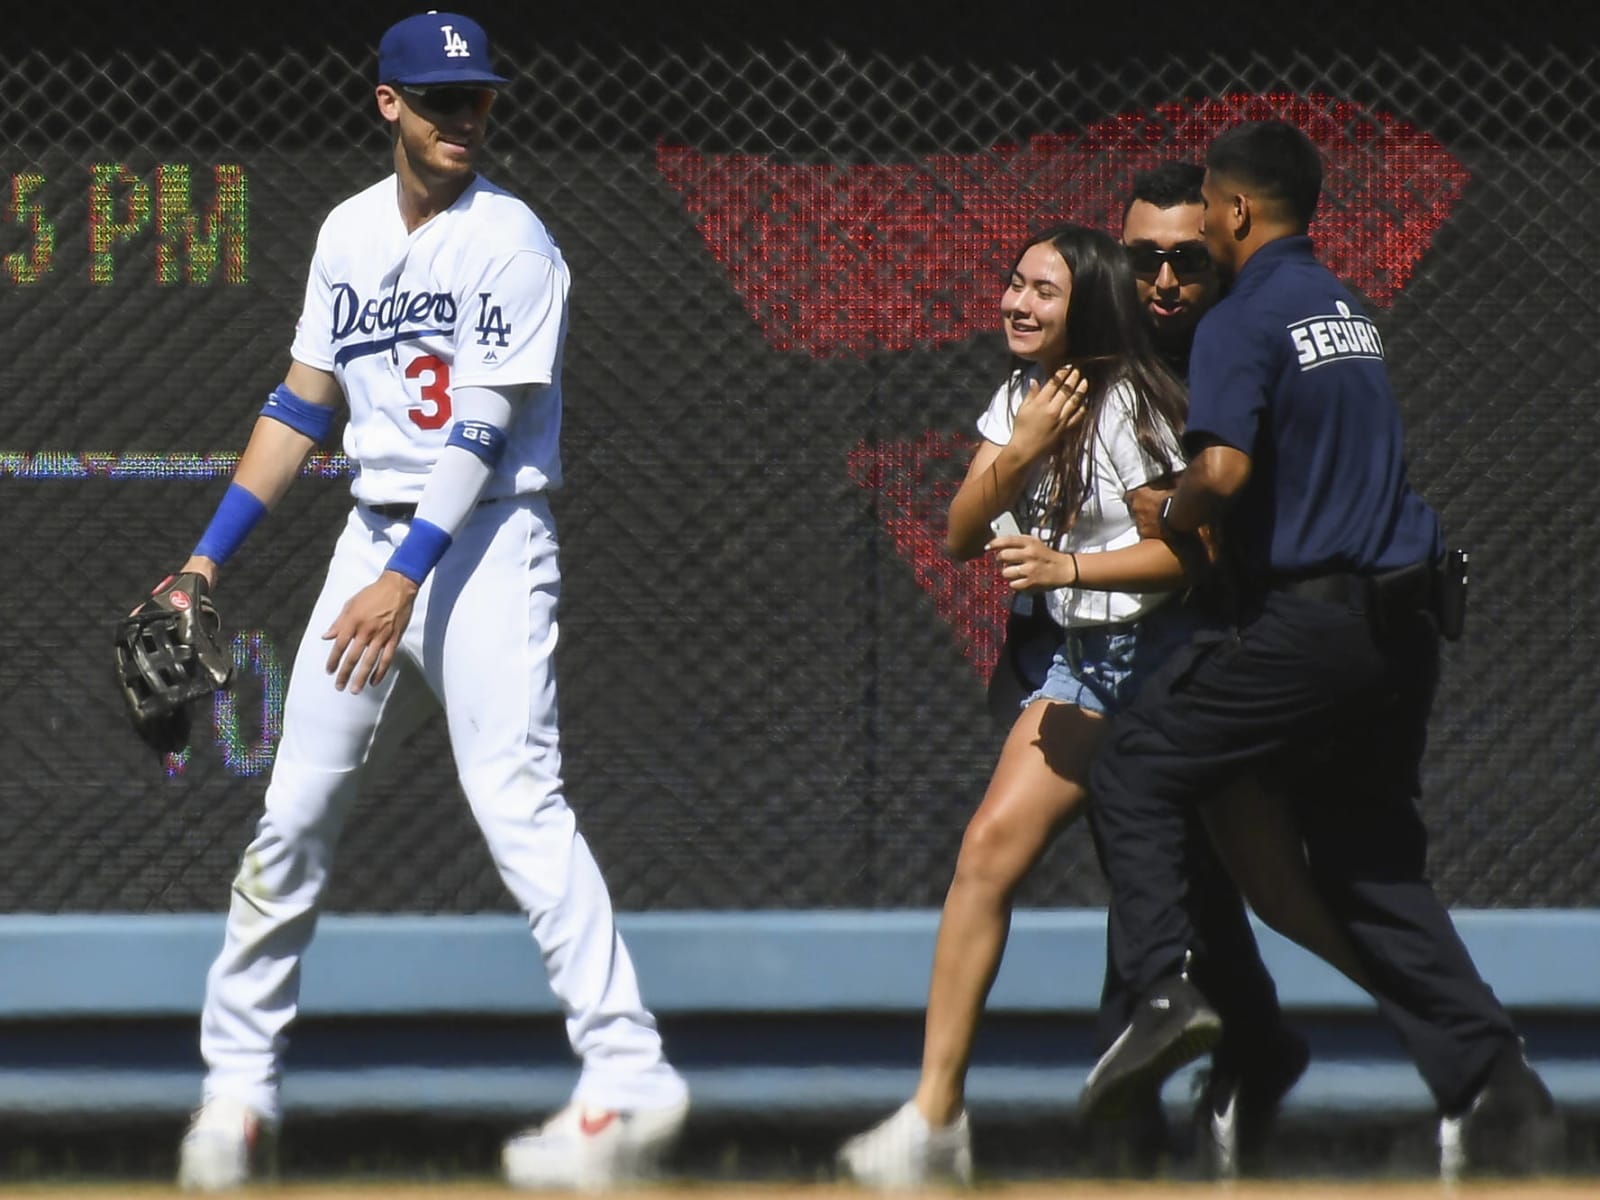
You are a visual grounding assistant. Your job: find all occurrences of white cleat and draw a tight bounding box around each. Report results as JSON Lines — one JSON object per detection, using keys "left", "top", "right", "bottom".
{"left": 503, "top": 1095, "right": 689, "bottom": 1191}
{"left": 837, "top": 1100, "right": 973, "bottom": 1190}
{"left": 176, "top": 1096, "right": 277, "bottom": 1191}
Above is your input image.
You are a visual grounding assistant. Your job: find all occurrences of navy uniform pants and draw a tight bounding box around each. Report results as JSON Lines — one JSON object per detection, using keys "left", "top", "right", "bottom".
{"left": 1092, "top": 808, "right": 1285, "bottom": 1070}
{"left": 1088, "top": 587, "right": 1515, "bottom": 1113}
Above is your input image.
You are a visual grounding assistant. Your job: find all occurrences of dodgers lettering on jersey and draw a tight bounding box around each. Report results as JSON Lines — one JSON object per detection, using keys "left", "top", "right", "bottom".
{"left": 1288, "top": 300, "right": 1384, "bottom": 369}
{"left": 290, "top": 174, "right": 571, "bottom": 505}
{"left": 329, "top": 284, "right": 457, "bottom": 356}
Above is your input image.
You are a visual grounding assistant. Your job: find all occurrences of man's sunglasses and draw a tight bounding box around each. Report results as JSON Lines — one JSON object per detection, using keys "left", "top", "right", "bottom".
{"left": 398, "top": 84, "right": 497, "bottom": 118}
{"left": 1126, "top": 243, "right": 1212, "bottom": 279}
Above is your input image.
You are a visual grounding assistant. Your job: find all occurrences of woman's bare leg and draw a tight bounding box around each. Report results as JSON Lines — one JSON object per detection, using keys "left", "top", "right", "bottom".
{"left": 1204, "top": 779, "right": 1375, "bottom": 992}
{"left": 912, "top": 699, "right": 1106, "bottom": 1125}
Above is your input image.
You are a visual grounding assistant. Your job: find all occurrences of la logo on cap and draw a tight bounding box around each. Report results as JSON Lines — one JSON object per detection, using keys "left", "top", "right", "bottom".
{"left": 378, "top": 10, "right": 508, "bottom": 86}
{"left": 429, "top": 9, "right": 472, "bottom": 58}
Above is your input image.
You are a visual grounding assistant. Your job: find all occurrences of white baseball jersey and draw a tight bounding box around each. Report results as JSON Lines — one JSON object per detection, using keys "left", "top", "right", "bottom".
{"left": 976, "top": 367, "right": 1181, "bottom": 628}
{"left": 290, "top": 174, "right": 569, "bottom": 505}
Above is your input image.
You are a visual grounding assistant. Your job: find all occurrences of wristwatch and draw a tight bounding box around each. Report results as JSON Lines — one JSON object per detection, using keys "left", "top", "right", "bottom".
{"left": 1158, "top": 494, "right": 1206, "bottom": 580}
{"left": 1158, "top": 495, "right": 1179, "bottom": 537}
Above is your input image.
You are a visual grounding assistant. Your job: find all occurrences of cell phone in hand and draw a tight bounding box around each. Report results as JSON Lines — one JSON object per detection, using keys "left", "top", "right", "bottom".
{"left": 989, "top": 511, "right": 1022, "bottom": 539}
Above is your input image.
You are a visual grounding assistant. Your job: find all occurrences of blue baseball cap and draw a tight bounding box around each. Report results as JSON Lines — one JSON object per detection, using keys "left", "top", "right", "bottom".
{"left": 378, "top": 11, "right": 508, "bottom": 86}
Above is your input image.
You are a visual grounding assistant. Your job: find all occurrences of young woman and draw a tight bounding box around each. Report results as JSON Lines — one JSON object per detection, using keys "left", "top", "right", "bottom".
{"left": 838, "top": 224, "right": 1335, "bottom": 1189}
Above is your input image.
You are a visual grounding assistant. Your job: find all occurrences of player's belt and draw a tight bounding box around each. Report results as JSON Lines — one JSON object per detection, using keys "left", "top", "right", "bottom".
{"left": 362, "top": 495, "right": 513, "bottom": 522}
{"left": 365, "top": 501, "right": 418, "bottom": 520}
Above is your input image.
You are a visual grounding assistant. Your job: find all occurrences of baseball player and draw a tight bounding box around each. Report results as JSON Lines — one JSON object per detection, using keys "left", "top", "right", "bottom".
{"left": 163, "top": 12, "right": 688, "bottom": 1191}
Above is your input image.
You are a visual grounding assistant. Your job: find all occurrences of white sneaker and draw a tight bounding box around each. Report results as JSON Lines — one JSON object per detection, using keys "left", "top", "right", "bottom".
{"left": 503, "top": 1095, "right": 689, "bottom": 1191}
{"left": 1438, "top": 1042, "right": 1562, "bottom": 1183}
{"left": 176, "top": 1096, "right": 277, "bottom": 1191}
{"left": 837, "top": 1100, "right": 973, "bottom": 1189}
{"left": 1439, "top": 1113, "right": 1466, "bottom": 1186}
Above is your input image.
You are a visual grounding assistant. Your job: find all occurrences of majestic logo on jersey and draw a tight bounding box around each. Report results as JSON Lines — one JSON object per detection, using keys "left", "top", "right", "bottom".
{"left": 329, "top": 283, "right": 457, "bottom": 364}
{"left": 441, "top": 26, "right": 471, "bottom": 58}
{"left": 1288, "top": 300, "right": 1384, "bottom": 371}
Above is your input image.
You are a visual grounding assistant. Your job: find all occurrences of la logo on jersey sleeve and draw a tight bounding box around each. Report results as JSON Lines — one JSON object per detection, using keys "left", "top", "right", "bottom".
{"left": 475, "top": 291, "right": 511, "bottom": 363}
{"left": 1288, "top": 300, "right": 1385, "bottom": 371}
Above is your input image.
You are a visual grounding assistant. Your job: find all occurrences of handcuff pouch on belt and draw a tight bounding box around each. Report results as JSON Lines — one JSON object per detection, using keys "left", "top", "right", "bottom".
{"left": 1433, "top": 547, "right": 1468, "bottom": 642}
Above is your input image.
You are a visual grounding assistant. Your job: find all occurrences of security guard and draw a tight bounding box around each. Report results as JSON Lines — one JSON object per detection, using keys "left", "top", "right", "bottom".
{"left": 1077, "top": 121, "right": 1558, "bottom": 1179}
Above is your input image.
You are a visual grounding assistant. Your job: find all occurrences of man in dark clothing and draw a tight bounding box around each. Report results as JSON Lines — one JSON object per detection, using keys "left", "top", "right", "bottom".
{"left": 1079, "top": 121, "right": 1559, "bottom": 1182}
{"left": 1088, "top": 162, "right": 1310, "bottom": 1181}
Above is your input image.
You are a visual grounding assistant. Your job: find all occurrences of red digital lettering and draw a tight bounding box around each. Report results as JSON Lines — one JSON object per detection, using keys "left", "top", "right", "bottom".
{"left": 847, "top": 431, "right": 1008, "bottom": 678}
{"left": 658, "top": 92, "right": 1470, "bottom": 359}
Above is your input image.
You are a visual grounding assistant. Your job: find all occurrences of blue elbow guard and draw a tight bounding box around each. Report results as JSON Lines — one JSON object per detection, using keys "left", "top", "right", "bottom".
{"left": 262, "top": 384, "right": 336, "bottom": 443}
{"left": 386, "top": 519, "right": 453, "bottom": 584}
{"left": 446, "top": 419, "right": 508, "bottom": 467}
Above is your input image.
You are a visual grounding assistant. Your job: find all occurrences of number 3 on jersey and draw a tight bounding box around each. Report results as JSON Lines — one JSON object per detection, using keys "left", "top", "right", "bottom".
{"left": 405, "top": 354, "right": 452, "bottom": 429}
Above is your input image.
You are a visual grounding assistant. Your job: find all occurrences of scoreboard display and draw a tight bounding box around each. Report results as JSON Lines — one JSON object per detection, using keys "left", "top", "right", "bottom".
{"left": 2, "top": 3, "right": 1597, "bottom": 916}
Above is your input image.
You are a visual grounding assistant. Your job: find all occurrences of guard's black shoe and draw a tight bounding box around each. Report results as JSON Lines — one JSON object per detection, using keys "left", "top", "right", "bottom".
{"left": 1439, "top": 1041, "right": 1562, "bottom": 1182}
{"left": 1087, "top": 1084, "right": 1170, "bottom": 1178}
{"left": 1080, "top": 970, "right": 1221, "bottom": 1122}
{"left": 1193, "top": 1027, "right": 1311, "bottom": 1179}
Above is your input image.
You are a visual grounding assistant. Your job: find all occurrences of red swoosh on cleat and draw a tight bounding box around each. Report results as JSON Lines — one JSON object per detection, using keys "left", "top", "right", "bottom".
{"left": 658, "top": 92, "right": 1469, "bottom": 359}
{"left": 579, "top": 1110, "right": 619, "bottom": 1137}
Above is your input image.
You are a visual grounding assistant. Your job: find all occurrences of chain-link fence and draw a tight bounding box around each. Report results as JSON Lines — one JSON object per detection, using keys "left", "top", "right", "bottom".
{"left": 1, "top": 2, "right": 1595, "bottom": 913}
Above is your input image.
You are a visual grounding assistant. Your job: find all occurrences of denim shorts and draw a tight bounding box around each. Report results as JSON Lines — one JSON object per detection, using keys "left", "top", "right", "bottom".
{"left": 1024, "top": 601, "right": 1207, "bottom": 717}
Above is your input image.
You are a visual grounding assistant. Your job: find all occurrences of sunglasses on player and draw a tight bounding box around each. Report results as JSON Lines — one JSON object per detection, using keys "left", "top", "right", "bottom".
{"left": 397, "top": 84, "right": 497, "bottom": 118}
{"left": 1126, "top": 243, "right": 1212, "bottom": 279}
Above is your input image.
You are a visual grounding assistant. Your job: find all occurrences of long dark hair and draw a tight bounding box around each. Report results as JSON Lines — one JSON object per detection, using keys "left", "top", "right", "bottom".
{"left": 1004, "top": 223, "right": 1187, "bottom": 541}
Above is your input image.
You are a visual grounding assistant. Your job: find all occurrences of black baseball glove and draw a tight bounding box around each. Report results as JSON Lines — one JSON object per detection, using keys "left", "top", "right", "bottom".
{"left": 114, "top": 572, "right": 234, "bottom": 753}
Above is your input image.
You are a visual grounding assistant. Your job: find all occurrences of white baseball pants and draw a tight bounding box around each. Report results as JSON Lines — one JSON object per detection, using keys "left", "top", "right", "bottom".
{"left": 197, "top": 496, "right": 685, "bottom": 1120}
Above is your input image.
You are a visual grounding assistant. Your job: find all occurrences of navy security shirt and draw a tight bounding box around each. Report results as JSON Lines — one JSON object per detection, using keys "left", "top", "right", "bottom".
{"left": 1186, "top": 236, "right": 1442, "bottom": 576}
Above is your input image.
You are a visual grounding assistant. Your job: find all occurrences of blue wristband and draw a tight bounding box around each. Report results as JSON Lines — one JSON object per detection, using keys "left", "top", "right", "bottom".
{"left": 385, "top": 518, "right": 453, "bottom": 584}
{"left": 261, "top": 383, "right": 336, "bottom": 443}
{"left": 193, "top": 483, "right": 268, "bottom": 565}
{"left": 446, "top": 419, "right": 508, "bottom": 467}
